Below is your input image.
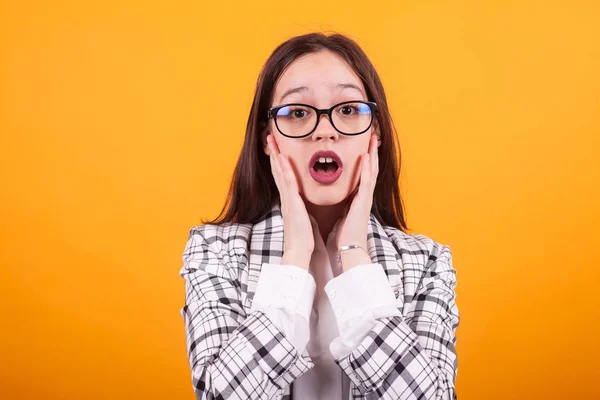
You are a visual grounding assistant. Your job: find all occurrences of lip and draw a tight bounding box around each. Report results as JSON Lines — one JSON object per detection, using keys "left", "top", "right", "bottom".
{"left": 308, "top": 150, "right": 343, "bottom": 184}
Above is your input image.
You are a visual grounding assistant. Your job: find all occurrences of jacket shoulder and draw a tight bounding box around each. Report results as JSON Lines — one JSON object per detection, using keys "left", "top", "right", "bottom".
{"left": 187, "top": 221, "right": 253, "bottom": 251}
{"left": 382, "top": 226, "right": 453, "bottom": 268}
{"left": 180, "top": 222, "right": 253, "bottom": 280}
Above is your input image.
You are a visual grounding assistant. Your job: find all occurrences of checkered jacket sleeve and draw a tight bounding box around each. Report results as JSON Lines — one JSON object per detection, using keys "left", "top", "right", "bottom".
{"left": 336, "top": 242, "right": 459, "bottom": 400}
{"left": 179, "top": 225, "right": 314, "bottom": 399}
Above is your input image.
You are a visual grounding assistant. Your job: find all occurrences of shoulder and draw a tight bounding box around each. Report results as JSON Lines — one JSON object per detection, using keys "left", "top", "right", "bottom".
{"left": 382, "top": 226, "right": 456, "bottom": 285}
{"left": 186, "top": 221, "right": 253, "bottom": 251}
{"left": 383, "top": 226, "right": 452, "bottom": 263}
{"left": 180, "top": 222, "right": 253, "bottom": 277}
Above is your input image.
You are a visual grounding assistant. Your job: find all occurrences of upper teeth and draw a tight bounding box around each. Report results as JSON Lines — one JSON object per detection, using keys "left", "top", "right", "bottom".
{"left": 318, "top": 157, "right": 334, "bottom": 163}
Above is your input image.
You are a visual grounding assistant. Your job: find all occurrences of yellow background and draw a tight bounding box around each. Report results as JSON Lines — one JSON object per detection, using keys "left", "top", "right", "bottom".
{"left": 1, "top": 1, "right": 599, "bottom": 399}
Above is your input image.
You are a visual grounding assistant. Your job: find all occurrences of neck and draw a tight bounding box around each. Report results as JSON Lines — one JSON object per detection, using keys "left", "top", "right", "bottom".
{"left": 304, "top": 199, "right": 347, "bottom": 242}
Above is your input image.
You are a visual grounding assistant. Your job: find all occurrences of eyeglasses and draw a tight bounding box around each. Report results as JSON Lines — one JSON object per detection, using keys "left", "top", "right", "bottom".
{"left": 267, "top": 100, "right": 378, "bottom": 138}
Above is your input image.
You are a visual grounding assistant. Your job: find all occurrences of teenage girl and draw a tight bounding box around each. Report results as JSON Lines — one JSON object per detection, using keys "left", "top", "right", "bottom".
{"left": 179, "top": 32, "right": 460, "bottom": 400}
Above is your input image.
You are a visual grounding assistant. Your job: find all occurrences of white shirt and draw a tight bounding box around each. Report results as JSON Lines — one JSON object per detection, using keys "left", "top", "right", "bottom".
{"left": 250, "top": 215, "right": 401, "bottom": 399}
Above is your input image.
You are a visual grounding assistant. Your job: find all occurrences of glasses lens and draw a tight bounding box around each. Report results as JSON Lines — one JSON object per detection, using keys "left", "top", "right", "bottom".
{"left": 330, "top": 102, "right": 372, "bottom": 134}
{"left": 275, "top": 105, "right": 316, "bottom": 137}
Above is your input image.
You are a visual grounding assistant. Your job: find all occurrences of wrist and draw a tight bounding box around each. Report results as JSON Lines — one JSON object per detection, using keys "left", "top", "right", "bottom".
{"left": 339, "top": 248, "right": 372, "bottom": 272}
{"left": 282, "top": 250, "right": 311, "bottom": 270}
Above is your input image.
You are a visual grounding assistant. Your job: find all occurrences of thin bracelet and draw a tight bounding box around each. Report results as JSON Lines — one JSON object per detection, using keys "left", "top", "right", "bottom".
{"left": 337, "top": 244, "right": 366, "bottom": 264}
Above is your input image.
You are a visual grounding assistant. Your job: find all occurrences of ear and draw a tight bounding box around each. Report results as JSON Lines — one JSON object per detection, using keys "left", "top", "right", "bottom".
{"left": 260, "top": 123, "right": 271, "bottom": 156}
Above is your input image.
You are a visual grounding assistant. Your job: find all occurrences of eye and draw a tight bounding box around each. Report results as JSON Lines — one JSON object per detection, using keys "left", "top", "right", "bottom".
{"left": 277, "top": 105, "right": 312, "bottom": 120}
{"left": 340, "top": 105, "right": 356, "bottom": 115}
{"left": 293, "top": 109, "right": 307, "bottom": 118}
{"left": 335, "top": 102, "right": 371, "bottom": 118}
{"left": 336, "top": 104, "right": 361, "bottom": 116}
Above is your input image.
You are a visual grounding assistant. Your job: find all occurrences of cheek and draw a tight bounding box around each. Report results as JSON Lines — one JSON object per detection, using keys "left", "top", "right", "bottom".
{"left": 275, "top": 137, "right": 295, "bottom": 158}
{"left": 276, "top": 142, "right": 306, "bottom": 178}
{"left": 287, "top": 156, "right": 304, "bottom": 178}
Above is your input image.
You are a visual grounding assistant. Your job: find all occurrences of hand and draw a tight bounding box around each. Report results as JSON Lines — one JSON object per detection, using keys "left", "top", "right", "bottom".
{"left": 334, "top": 133, "right": 380, "bottom": 269}
{"left": 266, "top": 134, "right": 315, "bottom": 269}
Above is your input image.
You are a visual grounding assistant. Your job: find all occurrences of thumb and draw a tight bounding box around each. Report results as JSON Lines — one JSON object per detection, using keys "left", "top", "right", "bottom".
{"left": 332, "top": 217, "right": 342, "bottom": 231}
{"left": 345, "top": 189, "right": 358, "bottom": 214}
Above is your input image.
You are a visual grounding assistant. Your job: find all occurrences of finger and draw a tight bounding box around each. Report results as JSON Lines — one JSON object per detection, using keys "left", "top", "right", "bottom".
{"left": 268, "top": 136, "right": 285, "bottom": 189}
{"left": 268, "top": 138, "right": 287, "bottom": 203}
{"left": 357, "top": 153, "right": 371, "bottom": 203}
{"left": 267, "top": 134, "right": 280, "bottom": 157}
{"left": 278, "top": 153, "right": 300, "bottom": 193}
{"left": 344, "top": 188, "right": 357, "bottom": 214}
{"left": 269, "top": 155, "right": 287, "bottom": 208}
{"left": 268, "top": 138, "right": 281, "bottom": 183}
{"left": 269, "top": 134, "right": 282, "bottom": 155}
{"left": 370, "top": 134, "right": 379, "bottom": 184}
{"left": 269, "top": 150, "right": 282, "bottom": 191}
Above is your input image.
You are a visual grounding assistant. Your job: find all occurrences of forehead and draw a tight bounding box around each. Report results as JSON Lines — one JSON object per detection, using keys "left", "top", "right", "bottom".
{"left": 273, "top": 50, "right": 366, "bottom": 103}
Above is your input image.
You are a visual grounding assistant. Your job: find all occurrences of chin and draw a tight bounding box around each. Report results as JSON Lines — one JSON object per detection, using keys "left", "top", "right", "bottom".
{"left": 301, "top": 184, "right": 350, "bottom": 206}
{"left": 304, "top": 196, "right": 343, "bottom": 206}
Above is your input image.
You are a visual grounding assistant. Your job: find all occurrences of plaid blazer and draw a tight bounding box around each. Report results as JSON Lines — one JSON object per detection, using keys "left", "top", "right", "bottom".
{"left": 179, "top": 202, "right": 460, "bottom": 399}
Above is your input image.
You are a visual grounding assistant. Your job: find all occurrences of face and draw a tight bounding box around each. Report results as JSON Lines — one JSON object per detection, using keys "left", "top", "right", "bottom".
{"left": 263, "top": 50, "right": 380, "bottom": 206}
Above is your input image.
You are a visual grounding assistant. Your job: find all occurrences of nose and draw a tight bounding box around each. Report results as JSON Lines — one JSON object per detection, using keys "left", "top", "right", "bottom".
{"left": 311, "top": 114, "right": 339, "bottom": 142}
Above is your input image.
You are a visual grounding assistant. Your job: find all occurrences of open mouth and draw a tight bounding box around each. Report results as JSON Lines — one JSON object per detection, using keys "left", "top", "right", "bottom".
{"left": 312, "top": 157, "right": 339, "bottom": 174}
{"left": 309, "top": 152, "right": 343, "bottom": 184}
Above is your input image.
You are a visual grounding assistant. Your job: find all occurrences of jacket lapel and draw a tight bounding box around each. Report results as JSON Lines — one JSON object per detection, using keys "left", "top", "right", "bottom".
{"left": 246, "top": 203, "right": 285, "bottom": 307}
{"left": 366, "top": 213, "right": 405, "bottom": 313}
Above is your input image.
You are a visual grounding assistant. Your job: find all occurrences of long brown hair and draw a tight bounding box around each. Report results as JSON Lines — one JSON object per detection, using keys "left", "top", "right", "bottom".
{"left": 203, "top": 32, "right": 409, "bottom": 233}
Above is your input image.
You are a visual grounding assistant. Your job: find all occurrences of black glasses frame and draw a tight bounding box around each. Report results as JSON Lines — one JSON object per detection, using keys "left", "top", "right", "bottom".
{"left": 267, "top": 100, "right": 378, "bottom": 138}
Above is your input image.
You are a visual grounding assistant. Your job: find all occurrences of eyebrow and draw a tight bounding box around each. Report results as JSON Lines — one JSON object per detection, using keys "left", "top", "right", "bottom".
{"left": 278, "top": 83, "right": 365, "bottom": 104}
{"left": 334, "top": 83, "right": 365, "bottom": 97}
{"left": 279, "top": 86, "right": 309, "bottom": 104}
